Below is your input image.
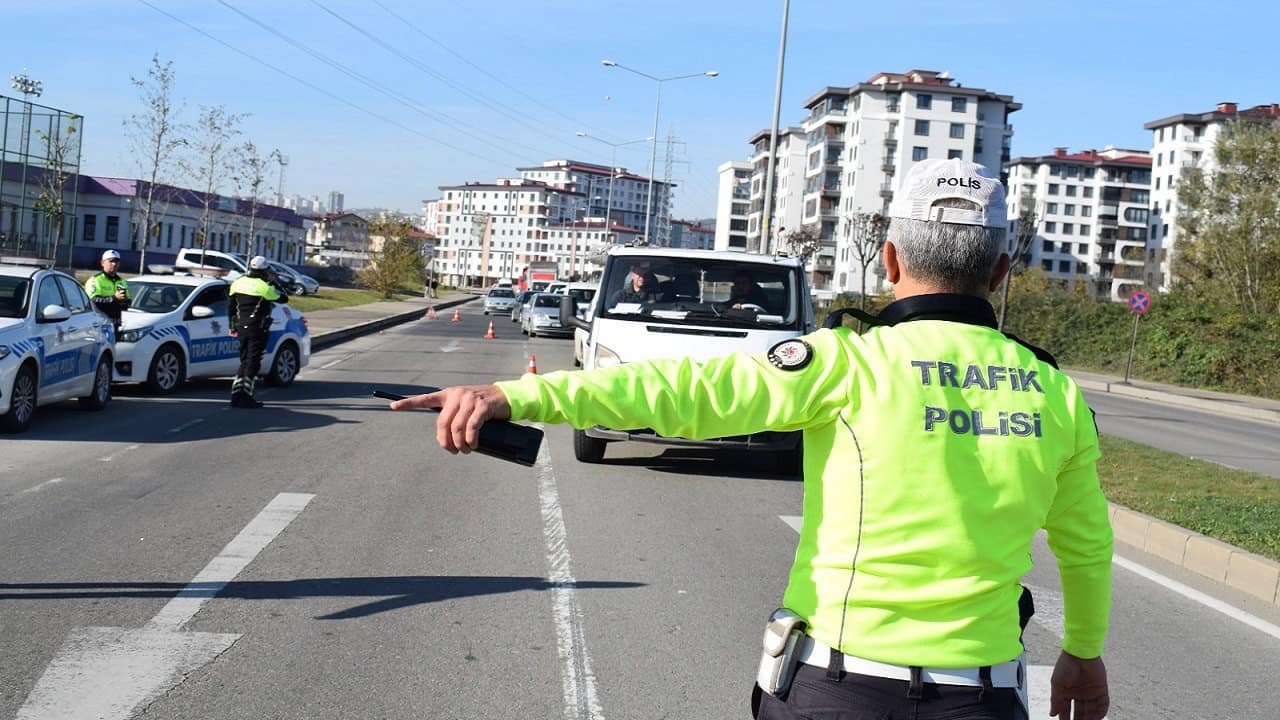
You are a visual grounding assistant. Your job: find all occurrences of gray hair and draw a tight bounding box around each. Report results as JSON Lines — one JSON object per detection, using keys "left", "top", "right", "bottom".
{"left": 887, "top": 198, "right": 1007, "bottom": 294}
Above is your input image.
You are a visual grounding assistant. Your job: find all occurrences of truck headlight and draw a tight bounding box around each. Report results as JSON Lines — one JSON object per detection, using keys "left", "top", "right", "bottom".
{"left": 118, "top": 326, "right": 154, "bottom": 343}
{"left": 593, "top": 343, "right": 620, "bottom": 368}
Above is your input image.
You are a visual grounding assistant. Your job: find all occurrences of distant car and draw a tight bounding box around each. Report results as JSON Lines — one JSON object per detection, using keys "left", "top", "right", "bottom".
{"left": 114, "top": 274, "right": 310, "bottom": 394}
{"left": 521, "top": 293, "right": 573, "bottom": 338}
{"left": 0, "top": 262, "right": 115, "bottom": 432}
{"left": 174, "top": 248, "right": 249, "bottom": 280}
{"left": 483, "top": 287, "right": 517, "bottom": 315}
{"left": 545, "top": 281, "right": 568, "bottom": 295}
{"left": 268, "top": 261, "right": 320, "bottom": 296}
{"left": 510, "top": 290, "right": 536, "bottom": 324}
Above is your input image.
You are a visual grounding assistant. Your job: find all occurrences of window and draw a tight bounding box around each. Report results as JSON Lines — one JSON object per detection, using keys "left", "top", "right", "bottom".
{"left": 1063, "top": 223, "right": 1074, "bottom": 235}
{"left": 1065, "top": 185, "right": 1077, "bottom": 197}
{"left": 37, "top": 277, "right": 65, "bottom": 313}
{"left": 1042, "top": 240, "right": 1053, "bottom": 252}
{"left": 951, "top": 96, "right": 967, "bottom": 112}
{"left": 914, "top": 119, "right": 929, "bottom": 136}
{"left": 83, "top": 214, "right": 97, "bottom": 243}
{"left": 1129, "top": 189, "right": 1149, "bottom": 204}
{"left": 949, "top": 123, "right": 964, "bottom": 139}
{"left": 947, "top": 149, "right": 963, "bottom": 160}
{"left": 911, "top": 146, "right": 929, "bottom": 162}
{"left": 1125, "top": 207, "right": 1149, "bottom": 223}
{"left": 1077, "top": 243, "right": 1088, "bottom": 254}
{"left": 105, "top": 216, "right": 120, "bottom": 244}
{"left": 1064, "top": 204, "right": 1076, "bottom": 216}
{"left": 1155, "top": 177, "right": 1161, "bottom": 190}
{"left": 55, "top": 276, "right": 90, "bottom": 314}
{"left": 1046, "top": 203, "right": 1058, "bottom": 214}
{"left": 1044, "top": 221, "right": 1057, "bottom": 232}
{"left": 916, "top": 93, "right": 932, "bottom": 109}
{"left": 1058, "top": 260, "right": 1071, "bottom": 273}
{"left": 1048, "top": 184, "right": 1059, "bottom": 195}
{"left": 1076, "top": 262, "right": 1087, "bottom": 274}
{"left": 1082, "top": 187, "right": 1094, "bottom": 198}
{"left": 1080, "top": 224, "right": 1091, "bottom": 236}
{"left": 1041, "top": 260, "right": 1053, "bottom": 271}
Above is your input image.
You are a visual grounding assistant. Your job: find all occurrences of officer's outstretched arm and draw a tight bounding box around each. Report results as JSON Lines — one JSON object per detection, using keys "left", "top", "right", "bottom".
{"left": 496, "top": 329, "right": 853, "bottom": 439}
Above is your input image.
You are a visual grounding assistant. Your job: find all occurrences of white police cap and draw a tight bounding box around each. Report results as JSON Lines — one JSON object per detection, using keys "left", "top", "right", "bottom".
{"left": 101, "top": 249, "right": 121, "bottom": 261}
{"left": 887, "top": 158, "right": 1007, "bottom": 228}
{"left": 249, "top": 255, "right": 270, "bottom": 270}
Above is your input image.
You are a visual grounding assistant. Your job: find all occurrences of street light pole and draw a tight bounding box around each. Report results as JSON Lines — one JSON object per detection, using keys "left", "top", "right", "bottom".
{"left": 575, "top": 131, "right": 651, "bottom": 247}
{"left": 601, "top": 60, "right": 717, "bottom": 246}
{"left": 10, "top": 71, "right": 43, "bottom": 257}
{"left": 761, "top": 0, "right": 791, "bottom": 255}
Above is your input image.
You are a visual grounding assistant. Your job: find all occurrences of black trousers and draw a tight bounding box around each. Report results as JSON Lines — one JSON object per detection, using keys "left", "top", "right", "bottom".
{"left": 236, "top": 331, "right": 268, "bottom": 385}
{"left": 752, "top": 665, "right": 1025, "bottom": 720}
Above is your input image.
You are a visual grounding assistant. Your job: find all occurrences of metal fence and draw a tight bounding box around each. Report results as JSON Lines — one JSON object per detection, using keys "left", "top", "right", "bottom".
{"left": 0, "top": 94, "right": 83, "bottom": 262}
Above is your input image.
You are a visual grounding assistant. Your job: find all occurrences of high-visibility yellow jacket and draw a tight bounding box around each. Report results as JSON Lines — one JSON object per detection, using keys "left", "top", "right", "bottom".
{"left": 496, "top": 294, "right": 1112, "bottom": 668}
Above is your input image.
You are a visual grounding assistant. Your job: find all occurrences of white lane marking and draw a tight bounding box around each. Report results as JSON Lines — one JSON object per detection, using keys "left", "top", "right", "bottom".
{"left": 16, "top": 492, "right": 314, "bottom": 719}
{"left": 98, "top": 444, "right": 141, "bottom": 463}
{"left": 440, "top": 339, "right": 462, "bottom": 353}
{"left": 21, "top": 477, "right": 64, "bottom": 495}
{"left": 777, "top": 515, "right": 1070, "bottom": 719}
{"left": 149, "top": 492, "right": 315, "bottom": 630}
{"left": 317, "top": 353, "right": 353, "bottom": 369}
{"left": 166, "top": 419, "right": 204, "bottom": 435}
{"left": 536, "top": 440, "right": 605, "bottom": 720}
{"left": 1114, "top": 553, "right": 1280, "bottom": 641}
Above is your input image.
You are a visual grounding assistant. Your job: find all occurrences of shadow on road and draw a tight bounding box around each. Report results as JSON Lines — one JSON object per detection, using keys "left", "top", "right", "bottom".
{"left": 599, "top": 448, "right": 801, "bottom": 482}
{"left": 0, "top": 575, "right": 645, "bottom": 619}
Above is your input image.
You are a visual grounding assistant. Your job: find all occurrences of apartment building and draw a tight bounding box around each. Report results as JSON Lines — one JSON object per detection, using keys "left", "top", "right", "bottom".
{"left": 1007, "top": 148, "right": 1152, "bottom": 301}
{"left": 517, "top": 160, "right": 673, "bottom": 245}
{"left": 744, "top": 127, "right": 806, "bottom": 254}
{"left": 305, "top": 212, "right": 371, "bottom": 268}
{"left": 669, "top": 219, "right": 715, "bottom": 250}
{"left": 432, "top": 178, "right": 595, "bottom": 287}
{"left": 1144, "top": 102, "right": 1280, "bottom": 290}
{"left": 714, "top": 161, "right": 750, "bottom": 251}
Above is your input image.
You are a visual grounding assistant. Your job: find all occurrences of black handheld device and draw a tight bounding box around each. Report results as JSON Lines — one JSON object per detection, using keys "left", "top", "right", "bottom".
{"left": 373, "top": 388, "right": 543, "bottom": 467}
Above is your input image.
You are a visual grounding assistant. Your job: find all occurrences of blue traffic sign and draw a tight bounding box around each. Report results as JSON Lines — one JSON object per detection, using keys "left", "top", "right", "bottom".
{"left": 1128, "top": 291, "right": 1151, "bottom": 314}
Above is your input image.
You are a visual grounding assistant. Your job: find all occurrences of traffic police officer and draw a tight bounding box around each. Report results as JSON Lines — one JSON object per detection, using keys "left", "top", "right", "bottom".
{"left": 227, "top": 255, "right": 288, "bottom": 408}
{"left": 84, "top": 249, "right": 130, "bottom": 335}
{"left": 390, "top": 159, "right": 1113, "bottom": 720}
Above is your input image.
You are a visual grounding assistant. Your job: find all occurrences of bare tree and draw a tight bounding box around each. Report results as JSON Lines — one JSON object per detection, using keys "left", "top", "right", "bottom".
{"left": 845, "top": 212, "right": 888, "bottom": 310}
{"left": 997, "top": 203, "right": 1039, "bottom": 330}
{"left": 233, "top": 141, "right": 273, "bottom": 259}
{"left": 126, "top": 54, "right": 186, "bottom": 274}
{"left": 32, "top": 114, "right": 82, "bottom": 267}
{"left": 181, "top": 105, "right": 244, "bottom": 265}
{"left": 781, "top": 225, "right": 822, "bottom": 268}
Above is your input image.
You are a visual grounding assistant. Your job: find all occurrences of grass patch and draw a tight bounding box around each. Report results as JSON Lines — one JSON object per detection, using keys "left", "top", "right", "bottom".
{"left": 1099, "top": 434, "right": 1280, "bottom": 561}
{"left": 290, "top": 287, "right": 418, "bottom": 312}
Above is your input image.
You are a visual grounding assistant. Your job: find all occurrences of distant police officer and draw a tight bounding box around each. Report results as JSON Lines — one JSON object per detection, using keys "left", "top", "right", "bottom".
{"left": 391, "top": 159, "right": 1113, "bottom": 720}
{"left": 227, "top": 255, "right": 288, "bottom": 408}
{"left": 84, "top": 249, "right": 130, "bottom": 335}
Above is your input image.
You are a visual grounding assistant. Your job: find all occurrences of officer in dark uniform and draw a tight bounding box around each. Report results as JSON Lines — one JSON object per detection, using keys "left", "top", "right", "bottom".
{"left": 227, "top": 255, "right": 288, "bottom": 408}
{"left": 84, "top": 249, "right": 130, "bottom": 335}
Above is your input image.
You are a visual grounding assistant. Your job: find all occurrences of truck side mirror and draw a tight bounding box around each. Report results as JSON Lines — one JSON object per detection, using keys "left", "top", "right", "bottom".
{"left": 560, "top": 295, "right": 586, "bottom": 330}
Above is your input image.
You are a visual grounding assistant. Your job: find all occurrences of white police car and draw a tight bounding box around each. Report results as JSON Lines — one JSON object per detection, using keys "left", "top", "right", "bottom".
{"left": 0, "top": 261, "right": 115, "bottom": 433}
{"left": 114, "top": 274, "right": 310, "bottom": 393}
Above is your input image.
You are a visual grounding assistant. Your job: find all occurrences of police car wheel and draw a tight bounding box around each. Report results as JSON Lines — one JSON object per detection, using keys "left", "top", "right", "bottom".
{"left": 265, "top": 341, "right": 299, "bottom": 387}
{"left": 1, "top": 364, "right": 38, "bottom": 433}
{"left": 146, "top": 345, "right": 185, "bottom": 395}
{"left": 78, "top": 356, "right": 113, "bottom": 411}
{"left": 573, "top": 429, "right": 607, "bottom": 463}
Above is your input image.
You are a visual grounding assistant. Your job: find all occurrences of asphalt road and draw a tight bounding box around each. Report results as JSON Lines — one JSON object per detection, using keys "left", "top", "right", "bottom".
{"left": 3, "top": 305, "right": 1279, "bottom": 719}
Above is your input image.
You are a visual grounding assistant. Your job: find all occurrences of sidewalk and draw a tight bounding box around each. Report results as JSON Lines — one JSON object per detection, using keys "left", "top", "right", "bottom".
{"left": 303, "top": 291, "right": 477, "bottom": 351}
{"left": 295, "top": 300, "right": 1280, "bottom": 607}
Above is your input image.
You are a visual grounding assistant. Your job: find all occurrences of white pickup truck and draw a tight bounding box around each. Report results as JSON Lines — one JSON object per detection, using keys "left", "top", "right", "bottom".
{"left": 560, "top": 246, "right": 815, "bottom": 468}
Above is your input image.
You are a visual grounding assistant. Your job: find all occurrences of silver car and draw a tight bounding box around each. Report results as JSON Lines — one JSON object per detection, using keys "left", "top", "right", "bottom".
{"left": 483, "top": 287, "right": 518, "bottom": 315}
{"left": 520, "top": 293, "right": 572, "bottom": 338}
{"left": 511, "top": 290, "right": 536, "bottom": 323}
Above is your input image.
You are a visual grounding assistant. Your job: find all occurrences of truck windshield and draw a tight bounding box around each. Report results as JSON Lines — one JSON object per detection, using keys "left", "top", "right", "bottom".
{"left": 599, "top": 257, "right": 801, "bottom": 330}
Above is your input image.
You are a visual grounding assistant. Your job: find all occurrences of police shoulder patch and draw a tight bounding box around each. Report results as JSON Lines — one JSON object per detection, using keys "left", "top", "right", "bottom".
{"left": 767, "top": 339, "right": 813, "bottom": 371}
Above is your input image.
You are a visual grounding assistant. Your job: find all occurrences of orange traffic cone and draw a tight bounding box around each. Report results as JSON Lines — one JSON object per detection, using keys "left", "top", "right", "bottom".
{"left": 450, "top": 308, "right": 462, "bottom": 322}
{"left": 527, "top": 354, "right": 538, "bottom": 374}
{"left": 484, "top": 321, "right": 497, "bottom": 339}
{"left": 423, "top": 306, "right": 438, "bottom": 320}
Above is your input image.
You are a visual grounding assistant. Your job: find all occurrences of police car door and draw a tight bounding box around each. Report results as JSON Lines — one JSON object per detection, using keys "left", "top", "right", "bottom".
{"left": 30, "top": 275, "right": 83, "bottom": 402}
{"left": 53, "top": 275, "right": 108, "bottom": 397}
{"left": 183, "top": 284, "right": 238, "bottom": 377}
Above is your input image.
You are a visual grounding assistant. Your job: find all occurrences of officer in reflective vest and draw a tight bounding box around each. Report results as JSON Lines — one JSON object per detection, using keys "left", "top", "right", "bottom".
{"left": 84, "top": 249, "right": 130, "bottom": 335}
{"left": 227, "top": 255, "right": 287, "bottom": 408}
{"left": 390, "top": 159, "right": 1113, "bottom": 720}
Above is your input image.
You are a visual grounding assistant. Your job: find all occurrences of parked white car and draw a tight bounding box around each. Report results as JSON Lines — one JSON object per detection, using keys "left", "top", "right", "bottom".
{"left": 114, "top": 274, "right": 310, "bottom": 394}
{"left": 174, "top": 248, "right": 249, "bottom": 280}
{"left": 0, "top": 262, "right": 115, "bottom": 432}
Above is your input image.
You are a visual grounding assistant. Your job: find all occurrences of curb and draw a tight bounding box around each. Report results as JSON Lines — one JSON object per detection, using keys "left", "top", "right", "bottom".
{"left": 311, "top": 296, "right": 477, "bottom": 351}
{"left": 1072, "top": 376, "right": 1280, "bottom": 426}
{"left": 1110, "top": 503, "right": 1280, "bottom": 606}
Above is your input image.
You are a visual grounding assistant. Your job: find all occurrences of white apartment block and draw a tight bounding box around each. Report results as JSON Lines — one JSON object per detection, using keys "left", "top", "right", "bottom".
{"left": 1006, "top": 148, "right": 1152, "bottom": 302}
{"left": 1144, "top": 102, "right": 1280, "bottom": 291}
{"left": 517, "top": 160, "right": 674, "bottom": 245}
{"left": 714, "top": 161, "right": 750, "bottom": 251}
{"left": 420, "top": 198, "right": 441, "bottom": 235}
{"left": 433, "top": 178, "right": 610, "bottom": 287}
{"left": 744, "top": 127, "right": 806, "bottom": 255}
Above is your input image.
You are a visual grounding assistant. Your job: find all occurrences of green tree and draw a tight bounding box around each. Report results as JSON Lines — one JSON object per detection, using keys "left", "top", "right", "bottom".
{"left": 1175, "top": 119, "right": 1280, "bottom": 315}
{"left": 126, "top": 54, "right": 185, "bottom": 275}
{"left": 359, "top": 233, "right": 424, "bottom": 298}
{"left": 32, "top": 114, "right": 81, "bottom": 267}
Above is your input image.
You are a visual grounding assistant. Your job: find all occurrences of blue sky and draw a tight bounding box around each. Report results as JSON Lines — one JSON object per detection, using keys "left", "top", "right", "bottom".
{"left": 5, "top": 0, "right": 1277, "bottom": 219}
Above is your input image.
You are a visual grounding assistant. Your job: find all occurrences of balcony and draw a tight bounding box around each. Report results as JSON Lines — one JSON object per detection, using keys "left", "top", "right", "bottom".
{"left": 879, "top": 182, "right": 894, "bottom": 199}
{"left": 881, "top": 162, "right": 896, "bottom": 174}
{"left": 883, "top": 132, "right": 898, "bottom": 144}
{"left": 820, "top": 183, "right": 841, "bottom": 197}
